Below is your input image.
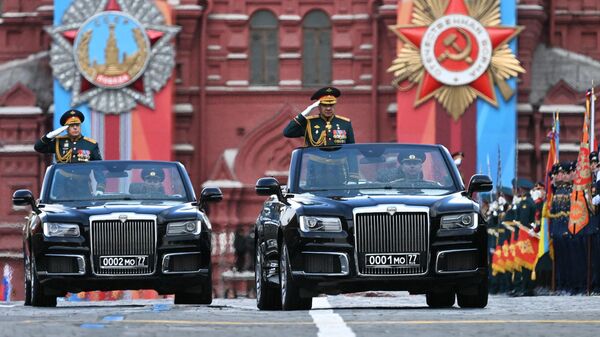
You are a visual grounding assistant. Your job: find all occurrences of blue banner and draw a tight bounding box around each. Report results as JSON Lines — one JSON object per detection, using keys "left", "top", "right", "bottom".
{"left": 476, "top": 0, "right": 517, "bottom": 192}
{"left": 53, "top": 0, "right": 92, "bottom": 137}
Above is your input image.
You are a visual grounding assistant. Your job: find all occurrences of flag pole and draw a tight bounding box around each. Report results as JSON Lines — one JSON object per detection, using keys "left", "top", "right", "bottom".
{"left": 591, "top": 81, "right": 595, "bottom": 151}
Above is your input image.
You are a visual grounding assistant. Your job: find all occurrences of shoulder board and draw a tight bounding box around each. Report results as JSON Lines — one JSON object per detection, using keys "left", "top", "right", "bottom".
{"left": 84, "top": 137, "right": 97, "bottom": 144}
{"left": 306, "top": 116, "right": 319, "bottom": 120}
{"left": 336, "top": 115, "right": 351, "bottom": 122}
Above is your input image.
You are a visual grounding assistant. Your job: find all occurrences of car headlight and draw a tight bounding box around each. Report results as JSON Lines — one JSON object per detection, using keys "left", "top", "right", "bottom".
{"left": 440, "top": 213, "right": 478, "bottom": 230}
{"left": 299, "top": 216, "right": 342, "bottom": 232}
{"left": 43, "top": 223, "right": 80, "bottom": 237}
{"left": 167, "top": 220, "right": 202, "bottom": 235}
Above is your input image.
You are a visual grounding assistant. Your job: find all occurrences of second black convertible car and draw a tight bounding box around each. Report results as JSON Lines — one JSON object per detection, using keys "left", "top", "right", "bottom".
{"left": 13, "top": 161, "right": 222, "bottom": 307}
{"left": 254, "top": 143, "right": 492, "bottom": 310}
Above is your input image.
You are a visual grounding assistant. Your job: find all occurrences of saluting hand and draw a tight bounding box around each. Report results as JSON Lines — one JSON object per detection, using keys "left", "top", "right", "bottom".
{"left": 46, "top": 125, "right": 69, "bottom": 139}
{"left": 300, "top": 100, "right": 321, "bottom": 117}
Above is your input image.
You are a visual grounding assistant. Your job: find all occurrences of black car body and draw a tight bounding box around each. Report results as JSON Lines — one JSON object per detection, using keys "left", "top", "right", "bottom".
{"left": 12, "top": 160, "right": 222, "bottom": 307}
{"left": 254, "top": 144, "right": 492, "bottom": 310}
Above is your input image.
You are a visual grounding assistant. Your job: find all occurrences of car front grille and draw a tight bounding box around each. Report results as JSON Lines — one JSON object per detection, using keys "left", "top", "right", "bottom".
{"left": 90, "top": 219, "right": 156, "bottom": 275}
{"left": 355, "top": 211, "right": 429, "bottom": 276}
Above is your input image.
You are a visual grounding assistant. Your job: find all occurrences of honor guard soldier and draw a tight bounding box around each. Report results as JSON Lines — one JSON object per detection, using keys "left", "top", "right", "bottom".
{"left": 284, "top": 87, "right": 355, "bottom": 146}
{"left": 34, "top": 109, "right": 102, "bottom": 163}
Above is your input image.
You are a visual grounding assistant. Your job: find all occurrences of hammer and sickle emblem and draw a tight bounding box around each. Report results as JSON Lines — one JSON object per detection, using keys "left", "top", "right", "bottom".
{"left": 437, "top": 29, "right": 473, "bottom": 64}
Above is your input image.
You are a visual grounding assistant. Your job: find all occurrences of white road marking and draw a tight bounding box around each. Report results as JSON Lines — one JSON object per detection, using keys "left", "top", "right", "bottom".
{"left": 310, "top": 297, "right": 356, "bottom": 337}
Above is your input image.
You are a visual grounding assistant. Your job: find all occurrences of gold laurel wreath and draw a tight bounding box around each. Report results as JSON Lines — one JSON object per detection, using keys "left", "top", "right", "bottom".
{"left": 388, "top": 0, "right": 525, "bottom": 120}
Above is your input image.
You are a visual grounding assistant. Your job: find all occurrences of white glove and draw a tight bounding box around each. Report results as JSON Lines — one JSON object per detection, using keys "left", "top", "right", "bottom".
{"left": 593, "top": 194, "right": 600, "bottom": 206}
{"left": 300, "top": 101, "right": 321, "bottom": 117}
{"left": 46, "top": 125, "right": 68, "bottom": 139}
{"left": 93, "top": 190, "right": 104, "bottom": 197}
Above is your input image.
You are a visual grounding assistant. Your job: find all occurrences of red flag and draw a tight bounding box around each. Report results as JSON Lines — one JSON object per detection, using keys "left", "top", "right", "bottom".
{"left": 491, "top": 244, "right": 505, "bottom": 276}
{"left": 514, "top": 228, "right": 539, "bottom": 270}
{"left": 568, "top": 89, "right": 594, "bottom": 234}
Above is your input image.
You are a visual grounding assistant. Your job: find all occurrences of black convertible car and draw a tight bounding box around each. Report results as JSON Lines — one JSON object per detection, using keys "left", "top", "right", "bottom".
{"left": 12, "top": 161, "right": 222, "bottom": 307}
{"left": 254, "top": 143, "right": 492, "bottom": 310}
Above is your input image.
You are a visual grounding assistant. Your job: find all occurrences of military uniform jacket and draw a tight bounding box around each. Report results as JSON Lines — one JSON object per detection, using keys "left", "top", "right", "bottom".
{"left": 34, "top": 135, "right": 102, "bottom": 163}
{"left": 284, "top": 113, "right": 355, "bottom": 147}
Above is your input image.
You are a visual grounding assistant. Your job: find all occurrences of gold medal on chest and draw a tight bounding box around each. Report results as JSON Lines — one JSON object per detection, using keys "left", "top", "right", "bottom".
{"left": 326, "top": 122, "right": 332, "bottom": 130}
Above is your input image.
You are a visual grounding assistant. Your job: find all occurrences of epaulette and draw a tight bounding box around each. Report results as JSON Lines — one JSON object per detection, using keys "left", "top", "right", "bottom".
{"left": 306, "top": 115, "right": 319, "bottom": 120}
{"left": 84, "top": 137, "right": 97, "bottom": 144}
{"left": 336, "top": 115, "right": 351, "bottom": 122}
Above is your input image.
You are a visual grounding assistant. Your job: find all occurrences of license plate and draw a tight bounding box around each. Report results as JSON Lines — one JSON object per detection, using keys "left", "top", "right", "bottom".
{"left": 99, "top": 255, "right": 148, "bottom": 269}
{"left": 365, "top": 253, "right": 420, "bottom": 268}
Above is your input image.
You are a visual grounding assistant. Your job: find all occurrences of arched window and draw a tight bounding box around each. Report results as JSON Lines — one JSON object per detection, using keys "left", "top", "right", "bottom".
{"left": 302, "top": 11, "right": 332, "bottom": 87}
{"left": 249, "top": 10, "right": 279, "bottom": 85}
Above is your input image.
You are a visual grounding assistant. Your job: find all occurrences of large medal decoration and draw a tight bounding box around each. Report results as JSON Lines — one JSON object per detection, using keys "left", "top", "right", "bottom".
{"left": 388, "top": 0, "right": 524, "bottom": 120}
{"left": 46, "top": 0, "right": 180, "bottom": 113}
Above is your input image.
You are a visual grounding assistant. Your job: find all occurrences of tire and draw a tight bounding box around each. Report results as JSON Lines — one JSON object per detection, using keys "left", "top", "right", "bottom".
{"left": 23, "top": 248, "right": 31, "bottom": 306}
{"left": 426, "top": 291, "right": 455, "bottom": 308}
{"left": 30, "top": 256, "right": 57, "bottom": 307}
{"left": 255, "top": 243, "right": 281, "bottom": 310}
{"left": 457, "top": 279, "right": 488, "bottom": 308}
{"left": 174, "top": 267, "right": 213, "bottom": 305}
{"left": 279, "top": 243, "right": 312, "bottom": 311}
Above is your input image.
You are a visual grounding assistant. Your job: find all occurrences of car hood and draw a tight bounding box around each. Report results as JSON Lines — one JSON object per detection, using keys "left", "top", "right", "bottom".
{"left": 290, "top": 193, "right": 479, "bottom": 219}
{"left": 40, "top": 202, "right": 201, "bottom": 224}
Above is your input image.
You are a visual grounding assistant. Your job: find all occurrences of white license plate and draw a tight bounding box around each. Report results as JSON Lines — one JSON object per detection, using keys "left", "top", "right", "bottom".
{"left": 365, "top": 253, "right": 420, "bottom": 268}
{"left": 99, "top": 255, "right": 148, "bottom": 269}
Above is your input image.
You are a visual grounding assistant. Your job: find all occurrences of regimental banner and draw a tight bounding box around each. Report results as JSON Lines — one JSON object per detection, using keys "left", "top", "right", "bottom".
{"left": 390, "top": 0, "right": 523, "bottom": 187}
{"left": 48, "top": 0, "right": 180, "bottom": 160}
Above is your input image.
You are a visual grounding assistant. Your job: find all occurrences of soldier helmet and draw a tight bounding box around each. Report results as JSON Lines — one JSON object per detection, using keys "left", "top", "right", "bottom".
{"left": 59, "top": 109, "right": 85, "bottom": 126}
{"left": 310, "top": 87, "right": 341, "bottom": 105}
{"left": 590, "top": 151, "right": 599, "bottom": 164}
{"left": 141, "top": 168, "right": 165, "bottom": 183}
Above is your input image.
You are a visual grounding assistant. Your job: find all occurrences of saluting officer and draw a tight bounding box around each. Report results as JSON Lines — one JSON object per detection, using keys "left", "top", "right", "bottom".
{"left": 34, "top": 109, "right": 102, "bottom": 163}
{"left": 284, "top": 87, "right": 355, "bottom": 146}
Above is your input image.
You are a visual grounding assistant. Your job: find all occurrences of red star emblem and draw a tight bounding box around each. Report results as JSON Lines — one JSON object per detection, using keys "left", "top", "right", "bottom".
{"left": 394, "top": 0, "right": 522, "bottom": 106}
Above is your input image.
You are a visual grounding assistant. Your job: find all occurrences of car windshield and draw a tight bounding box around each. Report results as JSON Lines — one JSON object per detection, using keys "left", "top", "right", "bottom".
{"left": 295, "top": 144, "right": 458, "bottom": 197}
{"left": 46, "top": 162, "right": 190, "bottom": 203}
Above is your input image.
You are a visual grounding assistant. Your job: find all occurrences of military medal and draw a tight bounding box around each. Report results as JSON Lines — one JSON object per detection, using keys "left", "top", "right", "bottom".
{"left": 326, "top": 122, "right": 332, "bottom": 130}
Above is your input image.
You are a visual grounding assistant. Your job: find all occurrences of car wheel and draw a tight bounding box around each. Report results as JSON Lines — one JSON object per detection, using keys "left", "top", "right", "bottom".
{"left": 174, "top": 266, "right": 213, "bottom": 305}
{"left": 30, "top": 256, "right": 57, "bottom": 307}
{"left": 256, "top": 243, "right": 281, "bottom": 310}
{"left": 457, "top": 279, "right": 488, "bottom": 308}
{"left": 23, "top": 250, "right": 32, "bottom": 306}
{"left": 279, "top": 243, "right": 312, "bottom": 311}
{"left": 426, "top": 291, "right": 455, "bottom": 308}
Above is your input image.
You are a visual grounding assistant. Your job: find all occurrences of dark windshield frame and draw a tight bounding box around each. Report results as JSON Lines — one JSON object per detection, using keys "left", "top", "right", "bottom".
{"left": 288, "top": 143, "right": 462, "bottom": 195}
{"left": 41, "top": 161, "right": 196, "bottom": 205}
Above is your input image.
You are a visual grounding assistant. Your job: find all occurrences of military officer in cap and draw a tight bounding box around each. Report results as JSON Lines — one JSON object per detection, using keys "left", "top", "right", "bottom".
{"left": 34, "top": 109, "right": 102, "bottom": 163}
{"left": 284, "top": 87, "right": 355, "bottom": 147}
{"left": 141, "top": 168, "right": 167, "bottom": 197}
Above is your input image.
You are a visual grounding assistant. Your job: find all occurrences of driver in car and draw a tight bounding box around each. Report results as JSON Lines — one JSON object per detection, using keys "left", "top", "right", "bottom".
{"left": 141, "top": 168, "right": 167, "bottom": 197}
{"left": 393, "top": 151, "right": 440, "bottom": 188}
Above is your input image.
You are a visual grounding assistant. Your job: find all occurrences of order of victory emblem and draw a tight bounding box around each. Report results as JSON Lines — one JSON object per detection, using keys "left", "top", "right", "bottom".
{"left": 388, "top": 0, "right": 525, "bottom": 120}
{"left": 46, "top": 0, "right": 180, "bottom": 113}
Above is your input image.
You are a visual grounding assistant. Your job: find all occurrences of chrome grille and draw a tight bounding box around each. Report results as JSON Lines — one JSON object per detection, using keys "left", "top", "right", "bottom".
{"left": 355, "top": 211, "right": 429, "bottom": 275}
{"left": 91, "top": 219, "right": 156, "bottom": 275}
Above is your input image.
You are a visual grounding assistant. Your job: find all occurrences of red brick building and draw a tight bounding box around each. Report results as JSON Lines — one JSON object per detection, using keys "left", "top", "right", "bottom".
{"left": 1, "top": 0, "right": 599, "bottom": 299}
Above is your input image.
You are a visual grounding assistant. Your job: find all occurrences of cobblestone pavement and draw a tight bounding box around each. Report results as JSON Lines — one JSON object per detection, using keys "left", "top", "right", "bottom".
{"left": 2, "top": 293, "right": 600, "bottom": 337}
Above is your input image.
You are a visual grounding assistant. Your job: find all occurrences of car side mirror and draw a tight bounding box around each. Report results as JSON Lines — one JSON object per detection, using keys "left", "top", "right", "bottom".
{"left": 467, "top": 174, "right": 493, "bottom": 198}
{"left": 256, "top": 177, "right": 287, "bottom": 204}
{"left": 200, "top": 187, "right": 223, "bottom": 203}
{"left": 12, "top": 189, "right": 39, "bottom": 213}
